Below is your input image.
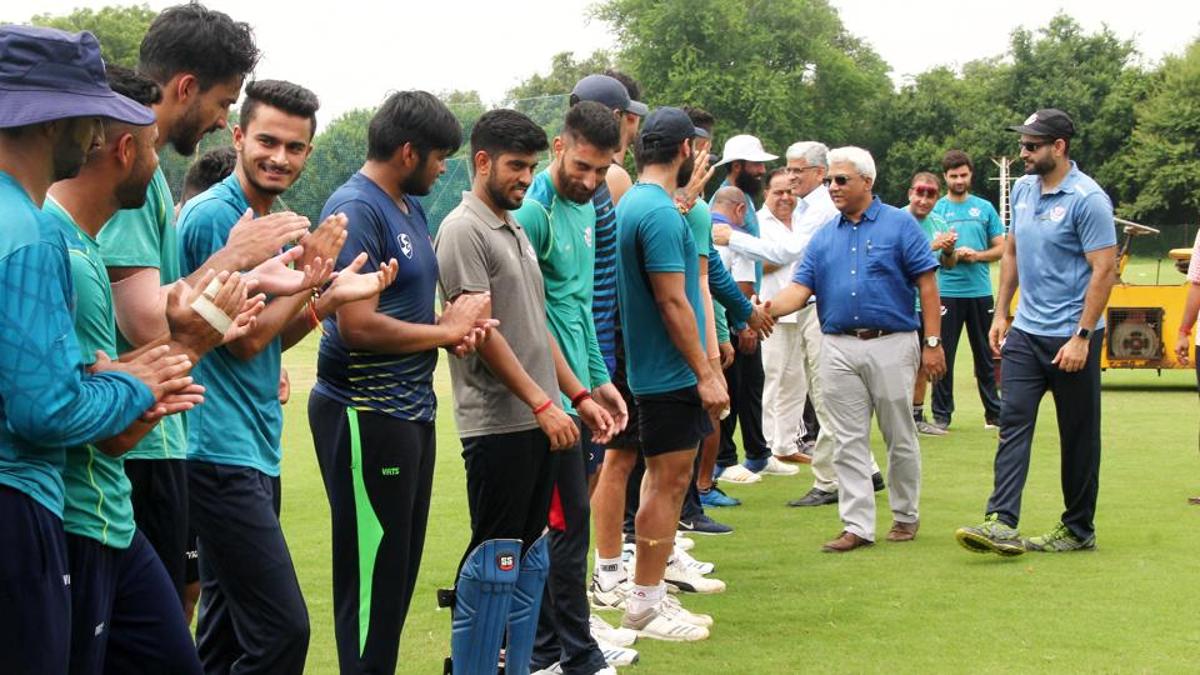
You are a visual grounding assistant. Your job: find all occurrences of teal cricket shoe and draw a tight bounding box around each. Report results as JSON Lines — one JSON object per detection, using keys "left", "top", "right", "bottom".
{"left": 954, "top": 513, "right": 1025, "bottom": 556}
{"left": 699, "top": 485, "right": 740, "bottom": 508}
{"left": 1023, "top": 522, "right": 1095, "bottom": 552}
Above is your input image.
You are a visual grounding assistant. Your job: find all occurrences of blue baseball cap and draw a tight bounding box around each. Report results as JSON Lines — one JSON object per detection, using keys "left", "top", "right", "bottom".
{"left": 639, "top": 106, "right": 705, "bottom": 148}
{"left": 572, "top": 74, "right": 649, "bottom": 117}
{"left": 0, "top": 25, "right": 155, "bottom": 129}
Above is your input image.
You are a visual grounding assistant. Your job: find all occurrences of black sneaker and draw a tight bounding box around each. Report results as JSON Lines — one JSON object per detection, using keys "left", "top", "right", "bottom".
{"left": 678, "top": 513, "right": 733, "bottom": 536}
{"left": 787, "top": 488, "right": 837, "bottom": 507}
{"left": 872, "top": 472, "right": 885, "bottom": 492}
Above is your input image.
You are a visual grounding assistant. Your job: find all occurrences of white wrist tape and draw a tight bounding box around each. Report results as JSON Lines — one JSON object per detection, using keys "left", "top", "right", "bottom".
{"left": 190, "top": 295, "right": 232, "bottom": 335}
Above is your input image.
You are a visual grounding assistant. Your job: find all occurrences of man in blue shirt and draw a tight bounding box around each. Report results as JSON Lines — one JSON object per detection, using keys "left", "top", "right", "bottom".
{"left": 956, "top": 109, "right": 1117, "bottom": 555}
{"left": 931, "top": 149, "right": 1005, "bottom": 430}
{"left": 180, "top": 80, "right": 398, "bottom": 674}
{"left": 0, "top": 25, "right": 195, "bottom": 673}
{"left": 769, "top": 146, "right": 945, "bottom": 553}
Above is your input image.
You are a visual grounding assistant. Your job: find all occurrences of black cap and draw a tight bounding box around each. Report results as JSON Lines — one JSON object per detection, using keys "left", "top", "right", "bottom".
{"left": 571, "top": 74, "right": 649, "bottom": 116}
{"left": 639, "top": 107, "right": 697, "bottom": 148}
{"left": 1007, "top": 108, "right": 1075, "bottom": 139}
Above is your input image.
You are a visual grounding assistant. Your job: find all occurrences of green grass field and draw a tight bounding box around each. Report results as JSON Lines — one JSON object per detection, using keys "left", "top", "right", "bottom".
{"left": 276, "top": 327, "right": 1200, "bottom": 674}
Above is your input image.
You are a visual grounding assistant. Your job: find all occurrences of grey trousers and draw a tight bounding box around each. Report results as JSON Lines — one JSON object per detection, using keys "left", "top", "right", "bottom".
{"left": 820, "top": 333, "right": 921, "bottom": 542}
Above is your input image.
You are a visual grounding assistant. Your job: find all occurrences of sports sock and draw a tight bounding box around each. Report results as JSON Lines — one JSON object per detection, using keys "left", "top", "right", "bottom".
{"left": 912, "top": 404, "right": 925, "bottom": 422}
{"left": 596, "top": 555, "right": 624, "bottom": 591}
{"left": 627, "top": 582, "right": 665, "bottom": 615}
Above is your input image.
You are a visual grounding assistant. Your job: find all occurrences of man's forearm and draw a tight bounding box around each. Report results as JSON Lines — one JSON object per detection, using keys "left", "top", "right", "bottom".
{"left": 768, "top": 282, "right": 813, "bottom": 318}
{"left": 1077, "top": 256, "right": 1116, "bottom": 331}
{"left": 548, "top": 331, "right": 585, "bottom": 397}
{"left": 728, "top": 230, "right": 804, "bottom": 267}
{"left": 477, "top": 330, "right": 552, "bottom": 408}
{"left": 994, "top": 241, "right": 1019, "bottom": 320}
{"left": 918, "top": 272, "right": 942, "bottom": 337}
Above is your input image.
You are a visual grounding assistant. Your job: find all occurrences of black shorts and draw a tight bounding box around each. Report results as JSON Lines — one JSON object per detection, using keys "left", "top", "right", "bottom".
{"left": 634, "top": 385, "right": 712, "bottom": 456}
{"left": 125, "top": 458, "right": 188, "bottom": 603}
{"left": 605, "top": 356, "right": 642, "bottom": 453}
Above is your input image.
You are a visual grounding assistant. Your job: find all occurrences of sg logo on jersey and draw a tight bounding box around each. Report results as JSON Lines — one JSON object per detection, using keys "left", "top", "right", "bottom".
{"left": 397, "top": 233, "right": 414, "bottom": 259}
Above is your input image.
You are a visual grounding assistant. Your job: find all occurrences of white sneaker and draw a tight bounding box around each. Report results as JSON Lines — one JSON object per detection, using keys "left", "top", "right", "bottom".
{"left": 672, "top": 545, "right": 714, "bottom": 575}
{"left": 662, "top": 593, "right": 714, "bottom": 627}
{"left": 595, "top": 638, "right": 639, "bottom": 667}
{"left": 533, "top": 664, "right": 562, "bottom": 675}
{"left": 593, "top": 668, "right": 617, "bottom": 675}
{"left": 664, "top": 556, "right": 726, "bottom": 594}
{"left": 759, "top": 455, "right": 800, "bottom": 476}
{"left": 621, "top": 602, "right": 709, "bottom": 642}
{"left": 590, "top": 575, "right": 629, "bottom": 612}
{"left": 590, "top": 613, "right": 637, "bottom": 647}
{"left": 675, "top": 534, "right": 695, "bottom": 551}
{"left": 718, "top": 463, "right": 762, "bottom": 484}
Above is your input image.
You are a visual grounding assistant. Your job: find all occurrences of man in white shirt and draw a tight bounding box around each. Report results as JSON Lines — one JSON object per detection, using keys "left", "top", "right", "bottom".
{"left": 714, "top": 141, "right": 883, "bottom": 506}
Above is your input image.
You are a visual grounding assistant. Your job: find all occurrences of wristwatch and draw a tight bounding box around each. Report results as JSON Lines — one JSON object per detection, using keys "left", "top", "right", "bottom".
{"left": 924, "top": 335, "right": 941, "bottom": 348}
{"left": 1075, "top": 327, "right": 1091, "bottom": 339}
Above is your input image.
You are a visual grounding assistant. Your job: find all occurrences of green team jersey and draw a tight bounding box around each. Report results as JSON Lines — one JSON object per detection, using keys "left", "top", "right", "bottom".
{"left": 98, "top": 167, "right": 185, "bottom": 461}
{"left": 514, "top": 170, "right": 609, "bottom": 414}
{"left": 913, "top": 208, "right": 949, "bottom": 312}
{"left": 45, "top": 198, "right": 136, "bottom": 549}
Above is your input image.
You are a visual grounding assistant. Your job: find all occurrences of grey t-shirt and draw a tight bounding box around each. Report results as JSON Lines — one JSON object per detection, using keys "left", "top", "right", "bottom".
{"left": 435, "top": 191, "right": 559, "bottom": 438}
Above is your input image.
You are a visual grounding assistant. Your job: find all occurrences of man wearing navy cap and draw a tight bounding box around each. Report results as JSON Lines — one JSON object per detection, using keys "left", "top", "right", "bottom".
{"left": 956, "top": 109, "right": 1117, "bottom": 555}
{"left": 0, "top": 25, "right": 196, "bottom": 673}
{"left": 612, "top": 107, "right": 735, "bottom": 640}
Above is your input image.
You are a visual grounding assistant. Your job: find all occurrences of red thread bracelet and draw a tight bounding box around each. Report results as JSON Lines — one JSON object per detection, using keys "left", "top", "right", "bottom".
{"left": 570, "top": 390, "right": 591, "bottom": 407}
{"left": 532, "top": 400, "right": 553, "bottom": 415}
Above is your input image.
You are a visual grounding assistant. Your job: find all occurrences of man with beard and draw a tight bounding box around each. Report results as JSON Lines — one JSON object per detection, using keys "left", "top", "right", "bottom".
{"left": 613, "top": 107, "right": 733, "bottom": 641}
{"left": 435, "top": 109, "right": 613, "bottom": 674}
{"left": 308, "top": 90, "right": 491, "bottom": 675}
{"left": 955, "top": 109, "right": 1116, "bottom": 555}
{"left": 99, "top": 2, "right": 312, "bottom": 604}
{"left": 930, "top": 150, "right": 1004, "bottom": 431}
{"left": 179, "top": 80, "right": 399, "bottom": 674}
{"left": 514, "top": 101, "right": 627, "bottom": 675}
{"left": 45, "top": 67, "right": 260, "bottom": 675}
{"left": 0, "top": 25, "right": 198, "bottom": 673}
{"left": 905, "top": 172, "right": 958, "bottom": 436}
{"left": 712, "top": 135, "right": 782, "bottom": 482}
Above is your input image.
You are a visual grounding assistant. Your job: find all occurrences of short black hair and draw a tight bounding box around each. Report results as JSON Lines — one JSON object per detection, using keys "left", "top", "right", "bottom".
{"left": 106, "top": 64, "right": 162, "bottom": 107}
{"left": 239, "top": 79, "right": 320, "bottom": 138}
{"left": 563, "top": 101, "right": 621, "bottom": 153}
{"left": 182, "top": 145, "right": 236, "bottom": 201}
{"left": 367, "top": 91, "right": 463, "bottom": 162}
{"left": 942, "top": 149, "right": 973, "bottom": 173}
{"left": 682, "top": 106, "right": 715, "bottom": 133}
{"left": 633, "top": 135, "right": 684, "bottom": 171}
{"left": 470, "top": 109, "right": 548, "bottom": 161}
{"left": 604, "top": 69, "right": 642, "bottom": 103}
{"left": 139, "top": 2, "right": 260, "bottom": 89}
{"left": 765, "top": 167, "right": 790, "bottom": 188}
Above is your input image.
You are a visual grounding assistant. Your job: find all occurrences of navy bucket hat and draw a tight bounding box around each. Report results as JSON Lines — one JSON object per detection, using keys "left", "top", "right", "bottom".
{"left": 0, "top": 25, "right": 155, "bottom": 129}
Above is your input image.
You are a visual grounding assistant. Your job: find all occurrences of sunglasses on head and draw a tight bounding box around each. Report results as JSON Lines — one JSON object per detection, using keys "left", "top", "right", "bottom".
{"left": 1020, "top": 140, "right": 1054, "bottom": 152}
{"left": 910, "top": 185, "right": 938, "bottom": 198}
{"left": 822, "top": 175, "right": 852, "bottom": 186}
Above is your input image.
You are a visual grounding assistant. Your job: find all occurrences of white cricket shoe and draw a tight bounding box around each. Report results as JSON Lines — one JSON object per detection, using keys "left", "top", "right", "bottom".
{"left": 621, "top": 602, "right": 709, "bottom": 642}
{"left": 718, "top": 463, "right": 763, "bottom": 484}
{"left": 590, "top": 613, "right": 637, "bottom": 647}
{"left": 759, "top": 455, "right": 800, "bottom": 476}
{"left": 590, "top": 575, "right": 629, "bottom": 612}
{"left": 596, "top": 638, "right": 639, "bottom": 667}
{"left": 675, "top": 534, "right": 696, "bottom": 551}
{"left": 662, "top": 593, "right": 714, "bottom": 627}
{"left": 664, "top": 556, "right": 726, "bottom": 594}
{"left": 673, "top": 544, "right": 715, "bottom": 575}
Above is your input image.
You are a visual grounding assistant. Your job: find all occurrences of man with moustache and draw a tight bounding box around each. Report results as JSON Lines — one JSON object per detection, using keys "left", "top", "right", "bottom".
{"left": 955, "top": 109, "right": 1116, "bottom": 555}
{"left": 45, "top": 66, "right": 260, "bottom": 675}
{"left": 179, "top": 80, "right": 399, "bottom": 674}
{"left": 0, "top": 25, "right": 196, "bottom": 673}
{"left": 768, "top": 147, "right": 945, "bottom": 552}
{"left": 99, "top": 2, "right": 312, "bottom": 602}
{"left": 712, "top": 135, "right": 779, "bottom": 481}
{"left": 905, "top": 172, "right": 958, "bottom": 436}
{"left": 308, "top": 90, "right": 491, "bottom": 675}
{"left": 436, "top": 109, "right": 614, "bottom": 674}
{"left": 930, "top": 150, "right": 1004, "bottom": 431}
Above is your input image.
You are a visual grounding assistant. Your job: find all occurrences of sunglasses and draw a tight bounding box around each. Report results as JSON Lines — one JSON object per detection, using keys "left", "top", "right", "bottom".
{"left": 1020, "top": 140, "right": 1054, "bottom": 152}
{"left": 910, "top": 186, "right": 938, "bottom": 198}
{"left": 822, "top": 175, "right": 852, "bottom": 186}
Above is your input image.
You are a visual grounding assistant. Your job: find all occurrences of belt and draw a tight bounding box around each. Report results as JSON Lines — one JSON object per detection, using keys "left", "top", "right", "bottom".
{"left": 842, "top": 328, "right": 893, "bottom": 340}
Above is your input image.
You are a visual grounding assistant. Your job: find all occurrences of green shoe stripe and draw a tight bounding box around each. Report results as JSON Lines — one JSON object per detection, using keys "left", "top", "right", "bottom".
{"left": 347, "top": 408, "right": 384, "bottom": 657}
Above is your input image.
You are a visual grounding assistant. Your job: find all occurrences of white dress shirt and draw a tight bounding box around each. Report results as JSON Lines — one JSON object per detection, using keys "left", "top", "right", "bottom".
{"left": 727, "top": 184, "right": 839, "bottom": 267}
{"left": 756, "top": 207, "right": 801, "bottom": 323}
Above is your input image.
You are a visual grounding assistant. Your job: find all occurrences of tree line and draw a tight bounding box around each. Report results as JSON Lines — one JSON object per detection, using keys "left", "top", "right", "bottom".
{"left": 25, "top": 1, "right": 1200, "bottom": 247}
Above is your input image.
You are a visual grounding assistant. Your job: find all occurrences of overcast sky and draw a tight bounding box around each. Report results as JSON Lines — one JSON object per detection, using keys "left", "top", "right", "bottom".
{"left": 20, "top": 0, "right": 1200, "bottom": 123}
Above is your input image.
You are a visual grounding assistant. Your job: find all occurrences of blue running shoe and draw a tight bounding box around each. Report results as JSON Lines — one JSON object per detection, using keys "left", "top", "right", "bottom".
{"left": 699, "top": 485, "right": 740, "bottom": 508}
